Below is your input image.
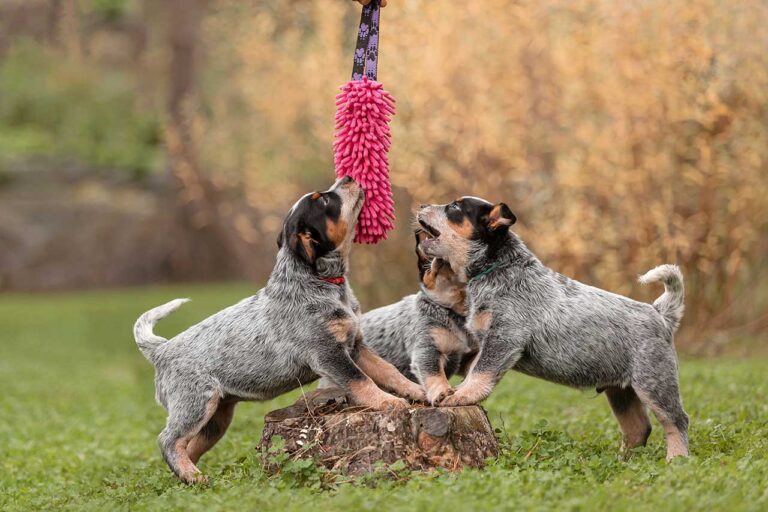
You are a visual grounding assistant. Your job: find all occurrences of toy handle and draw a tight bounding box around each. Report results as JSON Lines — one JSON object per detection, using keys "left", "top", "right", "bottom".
{"left": 351, "top": 0, "right": 380, "bottom": 81}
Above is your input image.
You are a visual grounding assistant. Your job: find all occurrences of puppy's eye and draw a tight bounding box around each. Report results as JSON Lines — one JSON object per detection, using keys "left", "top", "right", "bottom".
{"left": 449, "top": 202, "right": 460, "bottom": 210}
{"left": 322, "top": 196, "right": 330, "bottom": 206}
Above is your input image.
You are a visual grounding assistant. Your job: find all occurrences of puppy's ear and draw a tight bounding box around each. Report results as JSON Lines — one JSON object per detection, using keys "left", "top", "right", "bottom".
{"left": 414, "top": 230, "right": 431, "bottom": 277}
{"left": 281, "top": 218, "right": 317, "bottom": 266}
{"left": 294, "top": 231, "right": 317, "bottom": 266}
{"left": 487, "top": 203, "right": 516, "bottom": 232}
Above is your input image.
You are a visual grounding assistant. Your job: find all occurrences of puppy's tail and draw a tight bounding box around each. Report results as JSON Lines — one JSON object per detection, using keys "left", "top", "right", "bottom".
{"left": 639, "top": 265, "right": 684, "bottom": 335}
{"left": 133, "top": 298, "right": 189, "bottom": 362}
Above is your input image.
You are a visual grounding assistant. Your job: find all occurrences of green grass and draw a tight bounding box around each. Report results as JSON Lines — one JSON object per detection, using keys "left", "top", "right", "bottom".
{"left": 1, "top": 284, "right": 766, "bottom": 511}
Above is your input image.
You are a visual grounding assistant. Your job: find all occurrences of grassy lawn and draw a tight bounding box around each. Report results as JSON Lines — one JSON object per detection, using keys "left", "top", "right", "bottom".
{"left": 1, "top": 283, "right": 766, "bottom": 511}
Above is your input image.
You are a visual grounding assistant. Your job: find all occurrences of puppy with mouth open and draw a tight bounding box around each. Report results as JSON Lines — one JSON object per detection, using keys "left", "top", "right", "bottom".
{"left": 359, "top": 229, "right": 476, "bottom": 405}
{"left": 416, "top": 197, "right": 689, "bottom": 461}
{"left": 132, "top": 177, "right": 424, "bottom": 484}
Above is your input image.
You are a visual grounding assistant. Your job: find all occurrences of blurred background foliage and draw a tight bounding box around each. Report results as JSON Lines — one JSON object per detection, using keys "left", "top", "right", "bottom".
{"left": 0, "top": 41, "right": 160, "bottom": 176}
{"left": 0, "top": 0, "right": 766, "bottom": 352}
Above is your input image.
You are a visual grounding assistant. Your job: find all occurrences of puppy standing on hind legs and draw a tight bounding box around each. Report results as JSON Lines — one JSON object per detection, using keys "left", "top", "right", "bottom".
{"left": 416, "top": 197, "right": 690, "bottom": 461}
{"left": 133, "top": 177, "right": 423, "bottom": 484}
{"left": 357, "top": 229, "right": 475, "bottom": 405}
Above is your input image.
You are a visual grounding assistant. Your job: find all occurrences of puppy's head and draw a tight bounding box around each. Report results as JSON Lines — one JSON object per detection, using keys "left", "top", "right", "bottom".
{"left": 415, "top": 229, "right": 467, "bottom": 314}
{"left": 278, "top": 176, "right": 364, "bottom": 267}
{"left": 415, "top": 197, "right": 516, "bottom": 275}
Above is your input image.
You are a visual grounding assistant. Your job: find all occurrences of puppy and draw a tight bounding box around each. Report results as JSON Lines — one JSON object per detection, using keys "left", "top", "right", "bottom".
{"left": 360, "top": 230, "right": 475, "bottom": 404}
{"left": 133, "top": 177, "right": 423, "bottom": 483}
{"left": 416, "top": 196, "right": 689, "bottom": 461}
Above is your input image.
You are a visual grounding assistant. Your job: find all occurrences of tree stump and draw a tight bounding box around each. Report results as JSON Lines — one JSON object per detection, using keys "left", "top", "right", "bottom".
{"left": 258, "top": 387, "right": 499, "bottom": 476}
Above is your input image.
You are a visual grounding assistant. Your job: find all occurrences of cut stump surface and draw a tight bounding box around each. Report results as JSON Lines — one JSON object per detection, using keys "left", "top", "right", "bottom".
{"left": 259, "top": 387, "right": 499, "bottom": 476}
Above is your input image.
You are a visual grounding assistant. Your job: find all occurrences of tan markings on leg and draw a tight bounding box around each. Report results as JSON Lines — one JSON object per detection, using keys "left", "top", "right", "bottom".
{"left": 347, "top": 377, "right": 408, "bottom": 410}
{"left": 424, "top": 371, "right": 453, "bottom": 405}
{"left": 357, "top": 347, "right": 426, "bottom": 401}
{"left": 175, "top": 395, "right": 220, "bottom": 483}
{"left": 327, "top": 317, "right": 355, "bottom": 343}
{"left": 175, "top": 438, "right": 204, "bottom": 482}
{"left": 430, "top": 327, "right": 466, "bottom": 354}
{"left": 619, "top": 405, "right": 651, "bottom": 449}
{"left": 651, "top": 405, "right": 689, "bottom": 460}
{"left": 634, "top": 388, "right": 689, "bottom": 461}
{"left": 605, "top": 387, "right": 651, "bottom": 450}
{"left": 440, "top": 371, "right": 495, "bottom": 406}
{"left": 187, "top": 401, "right": 236, "bottom": 464}
{"left": 326, "top": 218, "right": 348, "bottom": 247}
{"left": 469, "top": 311, "right": 492, "bottom": 333}
{"left": 665, "top": 429, "right": 688, "bottom": 460}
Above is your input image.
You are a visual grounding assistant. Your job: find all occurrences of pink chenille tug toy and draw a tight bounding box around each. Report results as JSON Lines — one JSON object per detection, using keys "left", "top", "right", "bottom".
{"left": 333, "top": 0, "right": 395, "bottom": 244}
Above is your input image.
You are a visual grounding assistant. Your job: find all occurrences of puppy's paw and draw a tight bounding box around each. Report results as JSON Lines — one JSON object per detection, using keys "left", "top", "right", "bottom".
{"left": 181, "top": 471, "right": 209, "bottom": 485}
{"left": 348, "top": 379, "right": 410, "bottom": 410}
{"left": 439, "top": 372, "right": 495, "bottom": 407}
{"left": 426, "top": 382, "right": 454, "bottom": 406}
{"left": 402, "top": 382, "right": 428, "bottom": 403}
{"left": 380, "top": 396, "right": 410, "bottom": 410}
{"left": 439, "top": 389, "right": 476, "bottom": 407}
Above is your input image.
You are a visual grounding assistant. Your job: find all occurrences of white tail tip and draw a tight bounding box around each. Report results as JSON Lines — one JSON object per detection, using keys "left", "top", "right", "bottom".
{"left": 638, "top": 264, "right": 682, "bottom": 285}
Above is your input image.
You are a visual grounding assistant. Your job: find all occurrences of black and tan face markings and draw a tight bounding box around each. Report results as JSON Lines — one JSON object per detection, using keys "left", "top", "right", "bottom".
{"left": 326, "top": 217, "right": 348, "bottom": 248}
{"left": 444, "top": 198, "right": 473, "bottom": 239}
{"left": 278, "top": 190, "right": 348, "bottom": 266}
{"left": 443, "top": 197, "right": 516, "bottom": 243}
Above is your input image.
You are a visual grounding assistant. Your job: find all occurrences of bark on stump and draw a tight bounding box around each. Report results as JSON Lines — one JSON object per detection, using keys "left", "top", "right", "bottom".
{"left": 259, "top": 387, "right": 499, "bottom": 476}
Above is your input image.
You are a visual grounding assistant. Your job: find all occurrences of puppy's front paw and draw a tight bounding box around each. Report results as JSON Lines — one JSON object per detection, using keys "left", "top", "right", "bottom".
{"left": 380, "top": 396, "right": 410, "bottom": 410}
{"left": 439, "top": 372, "right": 495, "bottom": 407}
{"left": 439, "top": 389, "right": 476, "bottom": 407}
{"left": 348, "top": 379, "right": 410, "bottom": 410}
{"left": 403, "top": 382, "right": 428, "bottom": 403}
{"left": 426, "top": 382, "right": 454, "bottom": 406}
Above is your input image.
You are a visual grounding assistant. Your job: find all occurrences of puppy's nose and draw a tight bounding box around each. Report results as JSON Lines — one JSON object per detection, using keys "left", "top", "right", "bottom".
{"left": 340, "top": 175, "right": 355, "bottom": 186}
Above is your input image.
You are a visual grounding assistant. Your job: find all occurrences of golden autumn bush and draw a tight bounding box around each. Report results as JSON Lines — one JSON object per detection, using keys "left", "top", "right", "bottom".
{"left": 199, "top": 0, "right": 768, "bottom": 348}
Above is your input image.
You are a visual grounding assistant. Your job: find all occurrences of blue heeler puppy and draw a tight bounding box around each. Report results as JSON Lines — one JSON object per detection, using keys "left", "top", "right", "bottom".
{"left": 133, "top": 177, "right": 424, "bottom": 484}
{"left": 360, "top": 229, "right": 476, "bottom": 405}
{"left": 416, "top": 196, "right": 689, "bottom": 461}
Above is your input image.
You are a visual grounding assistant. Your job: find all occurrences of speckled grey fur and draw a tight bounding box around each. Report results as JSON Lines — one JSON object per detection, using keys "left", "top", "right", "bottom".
{"left": 418, "top": 200, "right": 689, "bottom": 459}
{"left": 132, "top": 178, "right": 410, "bottom": 483}
{"left": 462, "top": 235, "right": 685, "bottom": 388}
{"left": 361, "top": 289, "right": 474, "bottom": 397}
{"left": 468, "top": 236, "right": 687, "bottom": 455}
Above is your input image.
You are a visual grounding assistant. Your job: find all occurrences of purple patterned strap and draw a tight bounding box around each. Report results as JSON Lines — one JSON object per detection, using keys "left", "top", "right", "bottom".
{"left": 351, "top": 0, "right": 380, "bottom": 81}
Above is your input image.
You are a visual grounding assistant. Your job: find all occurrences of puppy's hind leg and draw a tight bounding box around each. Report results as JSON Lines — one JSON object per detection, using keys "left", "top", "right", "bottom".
{"left": 633, "top": 349, "right": 689, "bottom": 461}
{"left": 158, "top": 384, "right": 222, "bottom": 484}
{"left": 605, "top": 386, "right": 652, "bottom": 456}
{"left": 187, "top": 400, "right": 236, "bottom": 464}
